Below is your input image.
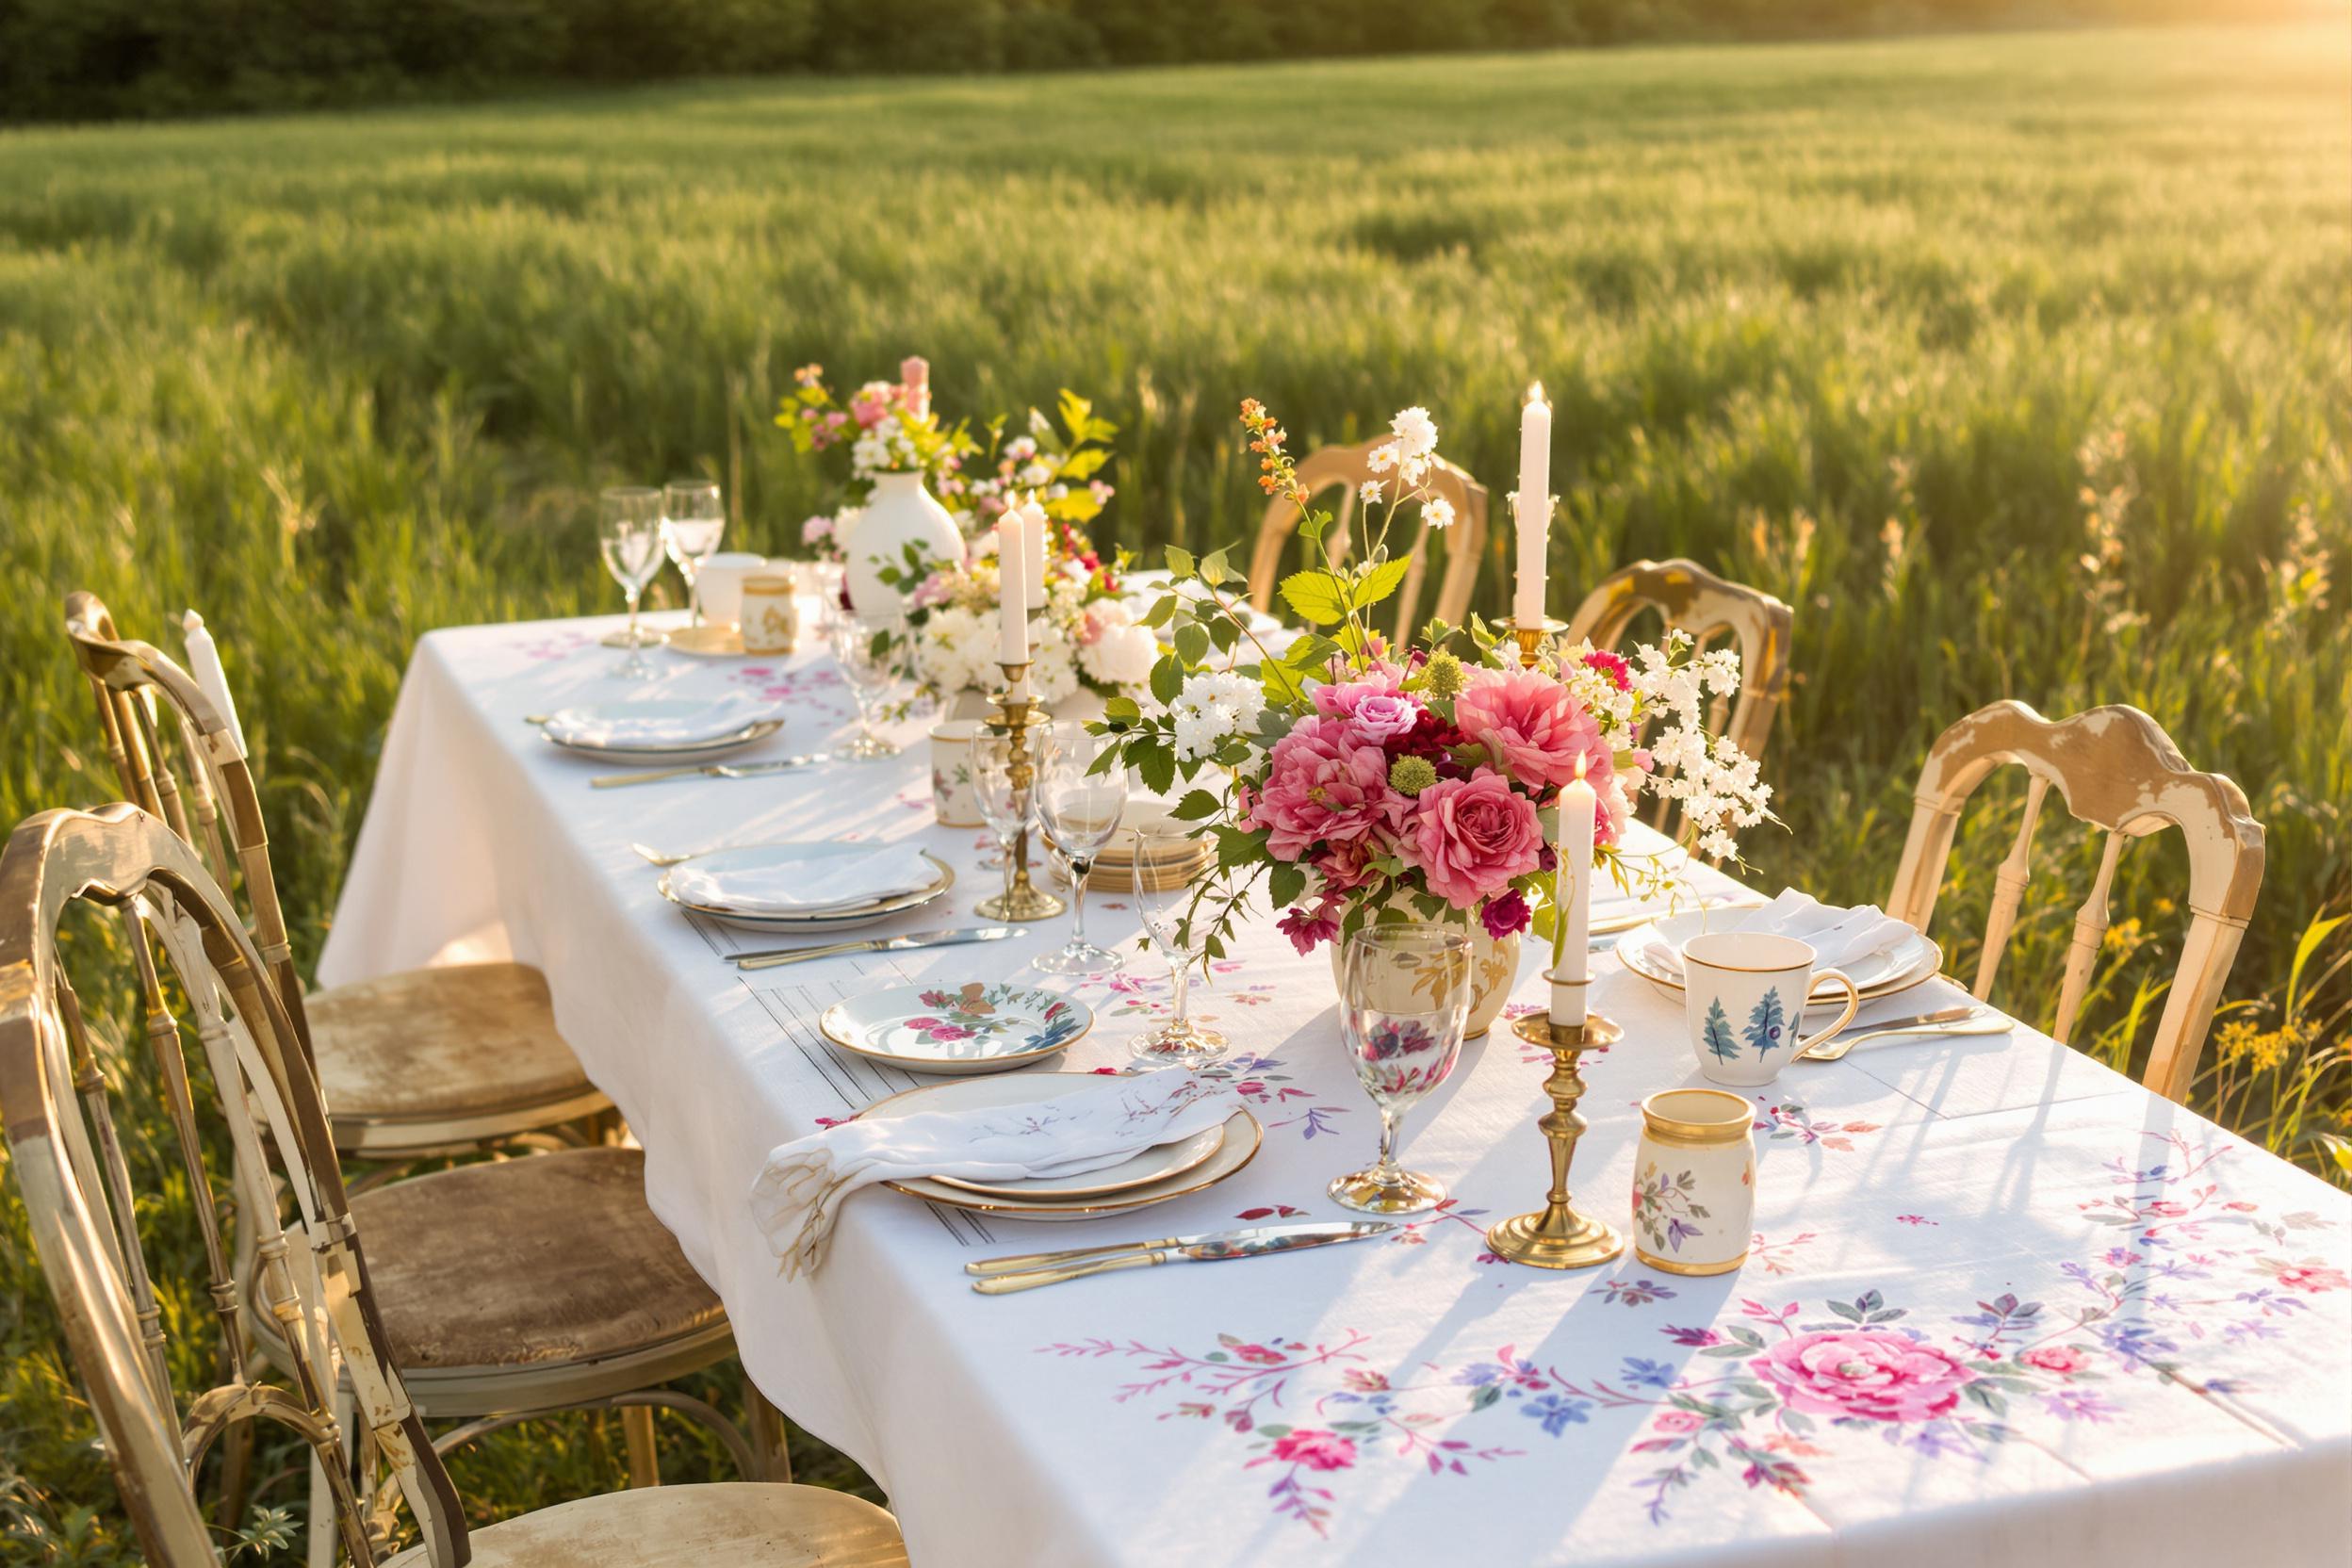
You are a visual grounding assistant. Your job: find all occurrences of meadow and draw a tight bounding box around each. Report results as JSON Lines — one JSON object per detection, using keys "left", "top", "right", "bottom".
{"left": 1, "top": 24, "right": 2347, "bottom": 1560}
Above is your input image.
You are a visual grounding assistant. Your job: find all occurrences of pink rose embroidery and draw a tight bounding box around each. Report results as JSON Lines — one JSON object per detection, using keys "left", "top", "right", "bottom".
{"left": 2019, "top": 1345, "right": 2089, "bottom": 1375}
{"left": 2272, "top": 1264, "right": 2350, "bottom": 1294}
{"left": 1233, "top": 1344, "right": 1286, "bottom": 1365}
{"left": 1751, "top": 1329, "right": 1976, "bottom": 1423}
{"left": 1403, "top": 768, "right": 1544, "bottom": 908}
{"left": 1653, "top": 1410, "right": 1704, "bottom": 1433}
{"left": 1266, "top": 1429, "right": 1356, "bottom": 1472}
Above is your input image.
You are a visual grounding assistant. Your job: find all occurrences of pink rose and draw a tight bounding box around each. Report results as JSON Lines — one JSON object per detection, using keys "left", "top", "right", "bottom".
{"left": 1266, "top": 1429, "right": 1356, "bottom": 1472}
{"left": 801, "top": 514, "right": 835, "bottom": 544}
{"left": 2020, "top": 1346, "right": 2089, "bottom": 1374}
{"left": 1454, "top": 666, "right": 1608, "bottom": 791}
{"left": 1653, "top": 1410, "right": 1704, "bottom": 1434}
{"left": 1347, "top": 691, "right": 1421, "bottom": 745}
{"left": 1247, "top": 715, "right": 1409, "bottom": 861}
{"left": 1309, "top": 669, "right": 1404, "bottom": 721}
{"left": 1404, "top": 768, "right": 1544, "bottom": 909}
{"left": 1312, "top": 839, "right": 1382, "bottom": 897}
{"left": 1753, "top": 1330, "right": 1976, "bottom": 1423}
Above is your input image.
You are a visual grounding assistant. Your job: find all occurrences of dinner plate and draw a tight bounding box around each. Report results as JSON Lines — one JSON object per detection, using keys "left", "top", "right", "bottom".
{"left": 930, "top": 1119, "right": 1225, "bottom": 1200}
{"left": 1617, "top": 908, "right": 1943, "bottom": 1006}
{"left": 819, "top": 984, "right": 1094, "bottom": 1076}
{"left": 868, "top": 1073, "right": 1263, "bottom": 1221}
{"left": 539, "top": 700, "right": 783, "bottom": 764}
{"left": 659, "top": 842, "right": 955, "bottom": 933}
{"left": 665, "top": 624, "right": 753, "bottom": 659}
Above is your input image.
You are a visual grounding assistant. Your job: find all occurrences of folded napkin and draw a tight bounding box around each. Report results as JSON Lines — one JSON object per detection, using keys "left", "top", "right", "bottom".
{"left": 1634, "top": 889, "right": 1917, "bottom": 979}
{"left": 669, "top": 844, "right": 939, "bottom": 915}
{"left": 750, "top": 1070, "right": 1242, "bottom": 1277}
{"left": 543, "top": 694, "right": 778, "bottom": 748}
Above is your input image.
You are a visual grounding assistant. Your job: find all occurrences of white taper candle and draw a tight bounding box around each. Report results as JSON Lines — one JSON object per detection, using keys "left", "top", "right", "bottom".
{"left": 1512, "top": 384, "right": 1552, "bottom": 629}
{"left": 1552, "top": 755, "right": 1597, "bottom": 1029}
{"left": 997, "top": 513, "right": 1029, "bottom": 665}
{"left": 1023, "top": 494, "right": 1049, "bottom": 612}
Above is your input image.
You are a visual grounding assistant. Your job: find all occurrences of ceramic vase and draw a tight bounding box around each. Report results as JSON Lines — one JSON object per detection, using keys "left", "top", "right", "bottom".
{"left": 1631, "top": 1087, "right": 1756, "bottom": 1276}
{"left": 843, "top": 470, "right": 962, "bottom": 620}
{"left": 1327, "top": 897, "right": 1516, "bottom": 1038}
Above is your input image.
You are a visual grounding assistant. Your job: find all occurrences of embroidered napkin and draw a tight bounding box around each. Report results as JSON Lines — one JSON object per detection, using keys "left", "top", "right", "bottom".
{"left": 1633, "top": 888, "right": 1918, "bottom": 979}
{"left": 542, "top": 694, "right": 778, "bottom": 748}
{"left": 668, "top": 844, "right": 940, "bottom": 915}
{"left": 749, "top": 1071, "right": 1242, "bottom": 1277}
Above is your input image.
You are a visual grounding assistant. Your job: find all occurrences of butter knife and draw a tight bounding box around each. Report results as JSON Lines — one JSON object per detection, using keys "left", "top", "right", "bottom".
{"left": 970, "top": 1220, "right": 1396, "bottom": 1295}
{"left": 733, "top": 925, "right": 1023, "bottom": 971}
{"left": 591, "top": 756, "right": 825, "bottom": 789}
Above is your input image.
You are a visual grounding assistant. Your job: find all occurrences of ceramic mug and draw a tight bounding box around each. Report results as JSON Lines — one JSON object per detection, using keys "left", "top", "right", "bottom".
{"left": 1632, "top": 1087, "right": 1756, "bottom": 1275}
{"left": 929, "top": 719, "right": 990, "bottom": 827}
{"left": 698, "top": 552, "right": 768, "bottom": 628}
{"left": 1681, "top": 931, "right": 1860, "bottom": 1087}
{"left": 740, "top": 575, "right": 800, "bottom": 654}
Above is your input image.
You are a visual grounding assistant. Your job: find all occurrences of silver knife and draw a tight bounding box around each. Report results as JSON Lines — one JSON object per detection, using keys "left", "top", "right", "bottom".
{"left": 591, "top": 756, "right": 825, "bottom": 789}
{"left": 969, "top": 1221, "right": 1396, "bottom": 1295}
{"left": 733, "top": 925, "right": 1024, "bottom": 971}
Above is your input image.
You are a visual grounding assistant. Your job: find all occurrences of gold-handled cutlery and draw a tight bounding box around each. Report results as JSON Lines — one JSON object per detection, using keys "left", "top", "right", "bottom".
{"left": 1798, "top": 1004, "right": 2007, "bottom": 1063}
{"left": 967, "top": 1220, "right": 1396, "bottom": 1295}
{"left": 733, "top": 925, "right": 1024, "bottom": 971}
{"left": 591, "top": 756, "right": 825, "bottom": 789}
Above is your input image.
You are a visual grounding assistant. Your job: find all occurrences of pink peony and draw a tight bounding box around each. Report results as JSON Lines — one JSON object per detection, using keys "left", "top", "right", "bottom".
{"left": 1752, "top": 1330, "right": 1976, "bottom": 1423}
{"left": 1247, "top": 715, "right": 1409, "bottom": 861}
{"left": 1481, "top": 888, "right": 1531, "bottom": 940}
{"left": 1266, "top": 1429, "right": 1356, "bottom": 1472}
{"left": 1455, "top": 666, "right": 1609, "bottom": 791}
{"left": 2020, "top": 1346, "right": 2090, "bottom": 1375}
{"left": 1347, "top": 692, "right": 1421, "bottom": 746}
{"left": 1278, "top": 903, "right": 1342, "bottom": 956}
{"left": 1404, "top": 768, "right": 1545, "bottom": 909}
{"left": 1309, "top": 669, "right": 1405, "bottom": 721}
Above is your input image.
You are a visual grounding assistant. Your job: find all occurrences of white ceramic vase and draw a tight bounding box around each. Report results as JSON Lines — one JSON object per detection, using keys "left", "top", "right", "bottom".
{"left": 843, "top": 470, "right": 962, "bottom": 620}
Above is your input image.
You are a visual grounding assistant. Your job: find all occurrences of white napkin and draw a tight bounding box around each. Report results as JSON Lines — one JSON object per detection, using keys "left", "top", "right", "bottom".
{"left": 542, "top": 694, "right": 777, "bottom": 748}
{"left": 1634, "top": 889, "right": 1917, "bottom": 979}
{"left": 750, "top": 1070, "right": 1243, "bottom": 1277}
{"left": 668, "top": 844, "right": 939, "bottom": 915}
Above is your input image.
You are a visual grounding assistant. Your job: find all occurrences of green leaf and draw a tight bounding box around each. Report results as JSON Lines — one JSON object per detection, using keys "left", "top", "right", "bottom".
{"left": 1102, "top": 696, "right": 1142, "bottom": 724}
{"left": 1165, "top": 546, "right": 1197, "bottom": 579}
{"left": 1140, "top": 594, "right": 1180, "bottom": 630}
{"left": 1268, "top": 861, "right": 1307, "bottom": 910}
{"left": 1171, "top": 789, "right": 1221, "bottom": 821}
{"left": 1135, "top": 740, "right": 1177, "bottom": 797}
{"left": 1173, "top": 621, "right": 1211, "bottom": 667}
{"left": 1278, "top": 570, "right": 1350, "bottom": 627}
{"left": 1199, "top": 547, "right": 1233, "bottom": 586}
{"left": 1150, "top": 652, "right": 1184, "bottom": 708}
{"left": 1352, "top": 555, "right": 1413, "bottom": 611}
{"left": 1209, "top": 615, "right": 1241, "bottom": 653}
{"left": 1213, "top": 825, "right": 1268, "bottom": 871}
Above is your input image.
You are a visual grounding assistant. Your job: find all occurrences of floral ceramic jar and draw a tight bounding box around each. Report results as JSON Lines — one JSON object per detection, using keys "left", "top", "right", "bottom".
{"left": 1631, "top": 1087, "right": 1756, "bottom": 1276}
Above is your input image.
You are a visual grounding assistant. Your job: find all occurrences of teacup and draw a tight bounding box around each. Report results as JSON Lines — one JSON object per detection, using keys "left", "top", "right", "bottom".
{"left": 1681, "top": 931, "right": 1859, "bottom": 1087}
{"left": 697, "top": 552, "right": 768, "bottom": 628}
{"left": 929, "top": 720, "right": 990, "bottom": 827}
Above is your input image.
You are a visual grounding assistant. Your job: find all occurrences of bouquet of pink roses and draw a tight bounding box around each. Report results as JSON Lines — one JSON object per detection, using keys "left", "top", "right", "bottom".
{"left": 1091, "top": 398, "right": 1773, "bottom": 969}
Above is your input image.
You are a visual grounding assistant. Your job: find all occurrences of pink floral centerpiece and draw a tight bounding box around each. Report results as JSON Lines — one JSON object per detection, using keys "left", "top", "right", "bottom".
{"left": 1093, "top": 399, "right": 1773, "bottom": 1033}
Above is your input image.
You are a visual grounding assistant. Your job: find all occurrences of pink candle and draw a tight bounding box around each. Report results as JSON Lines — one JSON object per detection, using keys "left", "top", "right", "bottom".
{"left": 996, "top": 513, "right": 1028, "bottom": 664}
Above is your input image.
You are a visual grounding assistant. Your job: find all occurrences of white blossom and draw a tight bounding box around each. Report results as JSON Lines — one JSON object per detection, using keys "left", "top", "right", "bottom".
{"left": 1359, "top": 480, "right": 1384, "bottom": 504}
{"left": 1389, "top": 405, "right": 1438, "bottom": 459}
{"left": 1422, "top": 496, "right": 1456, "bottom": 530}
{"left": 1169, "top": 670, "right": 1266, "bottom": 761}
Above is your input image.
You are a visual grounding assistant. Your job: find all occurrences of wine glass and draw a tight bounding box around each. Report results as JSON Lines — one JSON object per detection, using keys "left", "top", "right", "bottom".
{"left": 661, "top": 480, "right": 726, "bottom": 627}
{"left": 972, "top": 731, "right": 1027, "bottom": 904}
{"left": 597, "top": 487, "right": 666, "bottom": 677}
{"left": 1031, "top": 727, "right": 1128, "bottom": 975}
{"left": 830, "top": 612, "right": 902, "bottom": 760}
{"left": 1131, "top": 827, "right": 1224, "bottom": 1067}
{"left": 1329, "top": 923, "right": 1472, "bottom": 1214}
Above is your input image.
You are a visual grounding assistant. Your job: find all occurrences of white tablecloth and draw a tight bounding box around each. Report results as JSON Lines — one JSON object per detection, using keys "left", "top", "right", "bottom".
{"left": 321, "top": 614, "right": 2352, "bottom": 1568}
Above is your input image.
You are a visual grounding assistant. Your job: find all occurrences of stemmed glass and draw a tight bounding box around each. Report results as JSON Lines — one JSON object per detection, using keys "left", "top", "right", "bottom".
{"left": 830, "top": 612, "right": 902, "bottom": 760}
{"left": 597, "top": 487, "right": 666, "bottom": 677}
{"left": 1131, "top": 827, "right": 1224, "bottom": 1067}
{"left": 1032, "top": 727, "right": 1128, "bottom": 975}
{"left": 1330, "top": 923, "right": 1472, "bottom": 1214}
{"left": 972, "top": 731, "right": 1027, "bottom": 903}
{"left": 661, "top": 480, "right": 726, "bottom": 626}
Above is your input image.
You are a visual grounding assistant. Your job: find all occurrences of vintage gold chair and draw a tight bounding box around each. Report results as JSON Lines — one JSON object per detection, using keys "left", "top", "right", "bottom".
{"left": 1886, "top": 700, "right": 2266, "bottom": 1102}
{"left": 1564, "top": 558, "right": 1794, "bottom": 763}
{"left": 58, "top": 596, "right": 784, "bottom": 1552}
{"left": 1246, "top": 437, "right": 1489, "bottom": 642}
{"left": 0, "top": 803, "right": 908, "bottom": 1565}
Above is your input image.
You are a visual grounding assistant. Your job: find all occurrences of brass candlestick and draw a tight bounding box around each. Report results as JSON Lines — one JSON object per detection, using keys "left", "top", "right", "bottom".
{"left": 1510, "top": 615, "right": 1567, "bottom": 671}
{"left": 1487, "top": 997, "right": 1625, "bottom": 1270}
{"left": 975, "top": 662, "right": 1066, "bottom": 923}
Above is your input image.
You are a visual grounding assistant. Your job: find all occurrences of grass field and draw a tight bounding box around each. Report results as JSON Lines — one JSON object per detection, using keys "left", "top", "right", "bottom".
{"left": 2, "top": 24, "right": 2348, "bottom": 1560}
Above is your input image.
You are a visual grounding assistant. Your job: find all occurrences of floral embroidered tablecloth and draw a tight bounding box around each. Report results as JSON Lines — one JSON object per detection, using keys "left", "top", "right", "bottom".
{"left": 324, "top": 616, "right": 2352, "bottom": 1568}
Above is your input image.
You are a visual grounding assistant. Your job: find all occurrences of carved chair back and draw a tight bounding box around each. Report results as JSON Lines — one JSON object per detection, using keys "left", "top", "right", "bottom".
{"left": 1247, "top": 438, "right": 1489, "bottom": 642}
{"left": 1564, "top": 558, "right": 1793, "bottom": 763}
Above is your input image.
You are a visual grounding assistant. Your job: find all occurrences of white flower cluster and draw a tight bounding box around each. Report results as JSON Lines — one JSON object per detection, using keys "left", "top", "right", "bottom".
{"left": 1170, "top": 670, "right": 1266, "bottom": 761}
{"left": 1365, "top": 406, "right": 1440, "bottom": 488}
{"left": 1076, "top": 601, "right": 1159, "bottom": 688}
{"left": 851, "top": 427, "right": 922, "bottom": 475}
{"left": 910, "top": 605, "right": 998, "bottom": 699}
{"left": 1628, "top": 632, "right": 1772, "bottom": 862}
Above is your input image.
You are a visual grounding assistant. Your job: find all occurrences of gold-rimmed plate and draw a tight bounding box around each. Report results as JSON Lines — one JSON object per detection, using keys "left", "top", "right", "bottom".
{"left": 819, "top": 984, "right": 1093, "bottom": 1076}
{"left": 1617, "top": 909, "right": 1943, "bottom": 1008}
{"left": 540, "top": 699, "right": 784, "bottom": 764}
{"left": 658, "top": 844, "right": 955, "bottom": 934}
{"left": 864, "top": 1073, "right": 1263, "bottom": 1221}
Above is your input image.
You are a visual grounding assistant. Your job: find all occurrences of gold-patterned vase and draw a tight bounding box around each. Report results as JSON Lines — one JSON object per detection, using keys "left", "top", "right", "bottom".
{"left": 1328, "top": 898, "right": 1516, "bottom": 1038}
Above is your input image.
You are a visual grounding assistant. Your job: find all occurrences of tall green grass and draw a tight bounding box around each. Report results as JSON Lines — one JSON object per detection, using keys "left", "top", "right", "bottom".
{"left": 0, "top": 24, "right": 2345, "bottom": 1561}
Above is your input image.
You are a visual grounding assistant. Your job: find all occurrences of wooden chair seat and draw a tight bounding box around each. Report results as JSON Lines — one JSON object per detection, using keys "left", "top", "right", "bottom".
{"left": 251, "top": 1149, "right": 730, "bottom": 1414}
{"left": 306, "top": 962, "right": 610, "bottom": 1157}
{"left": 382, "top": 1484, "right": 907, "bottom": 1567}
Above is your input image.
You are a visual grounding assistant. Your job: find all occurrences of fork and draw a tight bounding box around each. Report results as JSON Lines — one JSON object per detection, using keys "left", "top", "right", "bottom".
{"left": 1798, "top": 1009, "right": 2009, "bottom": 1063}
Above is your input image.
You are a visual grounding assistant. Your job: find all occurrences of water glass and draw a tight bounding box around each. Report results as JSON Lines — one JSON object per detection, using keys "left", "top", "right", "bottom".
{"left": 972, "top": 731, "right": 1026, "bottom": 897}
{"left": 1130, "top": 827, "right": 1224, "bottom": 1067}
{"left": 831, "top": 612, "right": 902, "bottom": 760}
{"left": 1032, "top": 727, "right": 1128, "bottom": 975}
{"left": 1330, "top": 923, "right": 1471, "bottom": 1214}
{"left": 597, "top": 487, "right": 666, "bottom": 676}
{"left": 661, "top": 480, "right": 727, "bottom": 626}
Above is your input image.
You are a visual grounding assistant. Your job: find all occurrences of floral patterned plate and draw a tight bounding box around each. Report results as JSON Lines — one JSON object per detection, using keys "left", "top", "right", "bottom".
{"left": 819, "top": 984, "right": 1094, "bottom": 1076}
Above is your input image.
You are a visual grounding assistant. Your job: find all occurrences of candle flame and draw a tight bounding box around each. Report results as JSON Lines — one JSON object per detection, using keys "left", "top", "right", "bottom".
{"left": 1575, "top": 750, "right": 1589, "bottom": 783}
{"left": 1526, "top": 381, "right": 1546, "bottom": 406}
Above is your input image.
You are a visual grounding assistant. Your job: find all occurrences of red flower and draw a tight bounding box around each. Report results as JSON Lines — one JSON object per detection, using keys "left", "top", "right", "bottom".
{"left": 1581, "top": 648, "right": 1632, "bottom": 691}
{"left": 2020, "top": 1346, "right": 2089, "bottom": 1375}
{"left": 2273, "top": 1264, "right": 2350, "bottom": 1294}
{"left": 1266, "top": 1429, "right": 1356, "bottom": 1471}
{"left": 1233, "top": 1344, "right": 1285, "bottom": 1365}
{"left": 1481, "top": 889, "right": 1532, "bottom": 940}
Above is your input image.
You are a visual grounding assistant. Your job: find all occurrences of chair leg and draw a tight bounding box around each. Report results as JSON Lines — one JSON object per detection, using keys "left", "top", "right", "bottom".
{"left": 747, "top": 1386, "right": 793, "bottom": 1483}
{"left": 308, "top": 1384, "right": 355, "bottom": 1568}
{"left": 621, "top": 1404, "right": 661, "bottom": 1488}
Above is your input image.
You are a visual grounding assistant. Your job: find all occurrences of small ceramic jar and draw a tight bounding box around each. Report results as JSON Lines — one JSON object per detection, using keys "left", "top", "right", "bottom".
{"left": 739, "top": 575, "right": 800, "bottom": 654}
{"left": 1631, "top": 1087, "right": 1756, "bottom": 1276}
{"left": 929, "top": 719, "right": 989, "bottom": 827}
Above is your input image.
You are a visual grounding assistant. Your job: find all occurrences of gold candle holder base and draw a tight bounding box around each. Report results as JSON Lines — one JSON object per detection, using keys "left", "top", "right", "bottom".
{"left": 1486, "top": 1010, "right": 1625, "bottom": 1270}
{"left": 975, "top": 661, "right": 1066, "bottom": 923}
{"left": 1509, "top": 616, "right": 1568, "bottom": 671}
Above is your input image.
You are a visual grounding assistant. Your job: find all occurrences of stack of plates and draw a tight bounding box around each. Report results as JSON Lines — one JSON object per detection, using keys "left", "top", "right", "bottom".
{"left": 659, "top": 842, "right": 955, "bottom": 934}
{"left": 1616, "top": 908, "right": 1944, "bottom": 1009}
{"left": 859, "top": 1072, "right": 1264, "bottom": 1222}
{"left": 538, "top": 698, "right": 783, "bottom": 765}
{"left": 1053, "top": 800, "right": 1212, "bottom": 894}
